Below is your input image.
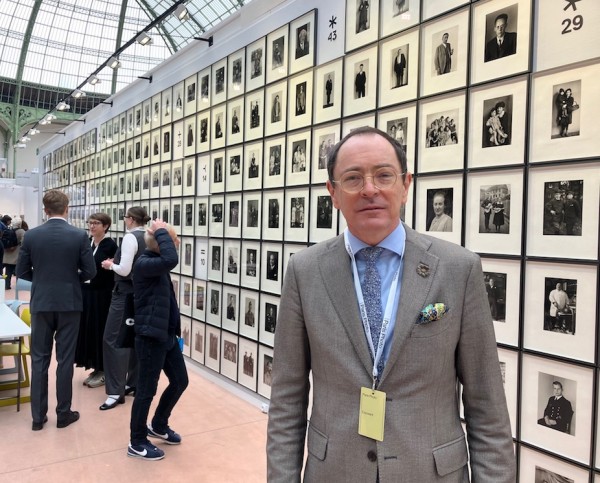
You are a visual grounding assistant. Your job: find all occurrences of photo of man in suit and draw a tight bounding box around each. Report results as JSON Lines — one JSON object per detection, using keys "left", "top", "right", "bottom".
{"left": 295, "top": 27, "right": 309, "bottom": 59}
{"left": 267, "top": 127, "right": 515, "bottom": 481}
{"left": 484, "top": 12, "right": 517, "bottom": 63}
{"left": 355, "top": 63, "right": 367, "bottom": 98}
{"left": 393, "top": 47, "right": 406, "bottom": 88}
{"left": 537, "top": 380, "right": 574, "bottom": 434}
{"left": 434, "top": 32, "right": 453, "bottom": 75}
{"left": 17, "top": 190, "right": 97, "bottom": 431}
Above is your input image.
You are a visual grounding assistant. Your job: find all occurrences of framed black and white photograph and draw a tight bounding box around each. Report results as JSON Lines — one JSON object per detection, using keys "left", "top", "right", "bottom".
{"left": 265, "top": 80, "right": 288, "bottom": 137}
{"left": 150, "top": 94, "right": 161, "bottom": 131}
{"left": 259, "top": 293, "right": 280, "bottom": 347}
{"left": 160, "top": 125, "right": 172, "bottom": 162}
{"left": 481, "top": 258, "right": 520, "bottom": 347}
{"left": 226, "top": 146, "right": 243, "bottom": 192}
{"left": 263, "top": 136, "right": 286, "bottom": 188}
{"left": 243, "top": 142, "right": 262, "bottom": 191}
{"left": 204, "top": 325, "right": 220, "bottom": 372}
{"left": 420, "top": 7, "right": 469, "bottom": 97}
{"left": 311, "top": 122, "right": 340, "bottom": 184}
{"left": 416, "top": 175, "right": 463, "bottom": 245}
{"left": 198, "top": 66, "right": 211, "bottom": 111}
{"left": 197, "top": 154, "right": 211, "bottom": 196}
{"left": 208, "top": 194, "right": 224, "bottom": 238}
{"left": 142, "top": 99, "right": 151, "bottom": 133}
{"left": 378, "top": 29, "right": 419, "bottom": 108}
{"left": 190, "top": 320, "right": 205, "bottom": 364}
{"left": 381, "top": 0, "right": 419, "bottom": 38}
{"left": 239, "top": 288, "right": 259, "bottom": 341}
{"left": 171, "top": 159, "right": 183, "bottom": 197}
{"left": 418, "top": 91, "right": 465, "bottom": 173}
{"left": 377, "top": 103, "right": 416, "bottom": 174}
{"left": 468, "top": 77, "right": 528, "bottom": 168}
{"left": 227, "top": 98, "right": 244, "bottom": 147}
{"left": 210, "top": 150, "right": 225, "bottom": 194}
{"left": 182, "top": 316, "right": 193, "bottom": 358}
{"left": 196, "top": 112, "right": 211, "bottom": 153}
{"left": 179, "top": 237, "right": 194, "bottom": 276}
{"left": 343, "top": 45, "right": 378, "bottom": 118}
{"left": 262, "top": 189, "right": 283, "bottom": 241}
{"left": 527, "top": 164, "right": 599, "bottom": 260}
{"left": 313, "top": 58, "right": 343, "bottom": 125}
{"left": 161, "top": 87, "right": 172, "bottom": 126}
{"left": 520, "top": 446, "right": 589, "bottom": 483}
{"left": 286, "top": 129, "right": 311, "bottom": 186}
{"left": 159, "top": 162, "right": 171, "bottom": 198}
{"left": 212, "top": 58, "right": 227, "bottom": 106}
{"left": 261, "top": 242, "right": 282, "bottom": 295}
{"left": 284, "top": 189, "right": 309, "bottom": 243}
{"left": 183, "top": 116, "right": 196, "bottom": 158}
{"left": 524, "top": 261, "right": 597, "bottom": 363}
{"left": 245, "top": 88, "right": 264, "bottom": 142}
{"left": 179, "top": 277, "right": 193, "bottom": 317}
{"left": 182, "top": 156, "right": 195, "bottom": 197}
{"left": 224, "top": 194, "right": 242, "bottom": 239}
{"left": 289, "top": 10, "right": 316, "bottom": 75}
{"left": 227, "top": 48, "right": 246, "bottom": 99}
{"left": 257, "top": 345, "right": 274, "bottom": 399}
{"left": 184, "top": 73, "right": 197, "bottom": 117}
{"left": 240, "top": 241, "right": 261, "bottom": 290}
{"left": 288, "top": 71, "right": 313, "bottom": 131}
{"left": 192, "top": 276, "right": 206, "bottom": 320}
{"left": 172, "top": 81, "right": 184, "bottom": 122}
{"left": 310, "top": 186, "right": 337, "bottom": 243}
{"left": 210, "top": 104, "right": 226, "bottom": 150}
{"left": 470, "top": 0, "right": 531, "bottom": 85}
{"left": 237, "top": 338, "right": 258, "bottom": 392}
{"left": 242, "top": 191, "right": 261, "bottom": 240}
{"left": 530, "top": 62, "right": 600, "bottom": 163}
{"left": 266, "top": 25, "right": 289, "bottom": 84}
{"left": 195, "top": 196, "right": 208, "bottom": 237}
{"left": 206, "top": 281, "right": 222, "bottom": 328}
{"left": 246, "top": 37, "right": 266, "bottom": 92}
{"left": 521, "top": 355, "right": 593, "bottom": 463}
{"left": 222, "top": 285, "right": 240, "bottom": 333}
{"left": 465, "top": 169, "right": 523, "bottom": 255}
{"left": 345, "top": 0, "right": 380, "bottom": 53}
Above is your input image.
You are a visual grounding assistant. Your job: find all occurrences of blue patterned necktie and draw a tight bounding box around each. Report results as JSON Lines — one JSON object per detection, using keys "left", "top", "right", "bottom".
{"left": 361, "top": 247, "right": 384, "bottom": 370}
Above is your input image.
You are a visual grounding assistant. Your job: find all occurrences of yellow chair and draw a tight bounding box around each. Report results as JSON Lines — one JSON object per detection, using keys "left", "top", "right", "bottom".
{"left": 0, "top": 308, "right": 32, "bottom": 397}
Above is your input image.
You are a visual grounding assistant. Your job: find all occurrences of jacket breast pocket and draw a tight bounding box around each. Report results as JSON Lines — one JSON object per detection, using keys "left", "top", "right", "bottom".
{"left": 432, "top": 435, "right": 468, "bottom": 477}
{"left": 307, "top": 423, "right": 328, "bottom": 461}
{"left": 410, "top": 313, "right": 454, "bottom": 338}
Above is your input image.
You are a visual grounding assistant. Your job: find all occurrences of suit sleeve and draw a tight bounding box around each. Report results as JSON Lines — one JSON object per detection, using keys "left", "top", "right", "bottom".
{"left": 456, "top": 255, "right": 516, "bottom": 482}
{"left": 78, "top": 231, "right": 97, "bottom": 282}
{"left": 15, "top": 231, "right": 32, "bottom": 281}
{"left": 266, "top": 256, "right": 311, "bottom": 483}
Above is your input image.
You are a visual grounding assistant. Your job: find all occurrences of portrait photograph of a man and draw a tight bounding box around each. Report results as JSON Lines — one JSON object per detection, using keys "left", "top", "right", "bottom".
{"left": 484, "top": 7, "right": 518, "bottom": 63}
{"left": 537, "top": 375, "right": 575, "bottom": 435}
{"left": 543, "top": 278, "right": 577, "bottom": 335}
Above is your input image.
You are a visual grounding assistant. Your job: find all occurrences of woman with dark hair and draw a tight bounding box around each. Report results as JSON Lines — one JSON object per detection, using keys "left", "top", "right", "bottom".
{"left": 76, "top": 213, "right": 118, "bottom": 388}
{"left": 99, "top": 206, "right": 150, "bottom": 410}
{"left": 558, "top": 88, "right": 578, "bottom": 137}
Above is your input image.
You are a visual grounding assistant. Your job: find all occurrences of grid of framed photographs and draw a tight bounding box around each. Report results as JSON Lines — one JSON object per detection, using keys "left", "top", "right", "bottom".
{"left": 41, "top": 1, "right": 599, "bottom": 478}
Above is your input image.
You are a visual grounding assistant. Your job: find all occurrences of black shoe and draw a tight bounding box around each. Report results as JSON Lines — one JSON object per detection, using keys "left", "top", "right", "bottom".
{"left": 57, "top": 411, "right": 80, "bottom": 428}
{"left": 124, "top": 386, "right": 136, "bottom": 396}
{"left": 32, "top": 416, "right": 48, "bottom": 431}
{"left": 99, "top": 395, "right": 125, "bottom": 410}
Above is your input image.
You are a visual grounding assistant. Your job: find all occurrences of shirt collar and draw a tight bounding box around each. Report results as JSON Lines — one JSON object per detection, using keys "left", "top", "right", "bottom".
{"left": 47, "top": 216, "right": 67, "bottom": 222}
{"left": 346, "top": 222, "right": 406, "bottom": 258}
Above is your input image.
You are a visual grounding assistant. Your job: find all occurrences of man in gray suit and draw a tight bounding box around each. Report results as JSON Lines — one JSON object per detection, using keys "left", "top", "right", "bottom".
{"left": 266, "top": 127, "right": 514, "bottom": 482}
{"left": 17, "top": 190, "right": 96, "bottom": 430}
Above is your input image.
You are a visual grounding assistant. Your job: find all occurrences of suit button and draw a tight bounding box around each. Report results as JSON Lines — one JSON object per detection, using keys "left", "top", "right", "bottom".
{"left": 367, "top": 450, "right": 377, "bottom": 462}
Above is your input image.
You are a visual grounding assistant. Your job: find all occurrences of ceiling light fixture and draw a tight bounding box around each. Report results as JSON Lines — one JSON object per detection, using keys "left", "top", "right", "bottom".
{"left": 87, "top": 75, "right": 101, "bottom": 85}
{"left": 174, "top": 4, "right": 190, "bottom": 22}
{"left": 56, "top": 101, "right": 70, "bottom": 111}
{"left": 72, "top": 89, "right": 86, "bottom": 99}
{"left": 108, "top": 56, "right": 121, "bottom": 69}
{"left": 137, "top": 32, "right": 153, "bottom": 46}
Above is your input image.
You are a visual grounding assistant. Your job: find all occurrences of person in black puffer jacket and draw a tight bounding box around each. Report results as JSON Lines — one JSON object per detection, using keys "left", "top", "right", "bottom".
{"left": 127, "top": 220, "right": 189, "bottom": 461}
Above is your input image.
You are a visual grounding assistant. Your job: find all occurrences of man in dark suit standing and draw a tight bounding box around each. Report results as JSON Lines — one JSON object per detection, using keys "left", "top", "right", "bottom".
{"left": 355, "top": 64, "right": 367, "bottom": 98}
{"left": 484, "top": 13, "right": 517, "bottom": 62}
{"left": 393, "top": 48, "right": 406, "bottom": 88}
{"left": 17, "top": 190, "right": 96, "bottom": 431}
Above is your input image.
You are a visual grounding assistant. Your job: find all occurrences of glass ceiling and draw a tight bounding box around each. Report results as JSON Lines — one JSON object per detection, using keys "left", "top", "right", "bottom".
{"left": 0, "top": 0, "right": 250, "bottom": 96}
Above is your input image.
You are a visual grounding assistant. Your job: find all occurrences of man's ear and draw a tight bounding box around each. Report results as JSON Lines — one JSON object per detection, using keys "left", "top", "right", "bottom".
{"left": 326, "top": 180, "right": 340, "bottom": 210}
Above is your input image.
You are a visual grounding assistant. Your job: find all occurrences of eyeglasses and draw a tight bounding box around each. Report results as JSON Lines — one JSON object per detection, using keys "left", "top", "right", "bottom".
{"left": 123, "top": 215, "right": 133, "bottom": 219}
{"left": 332, "top": 167, "right": 403, "bottom": 193}
{"left": 87, "top": 221, "right": 102, "bottom": 226}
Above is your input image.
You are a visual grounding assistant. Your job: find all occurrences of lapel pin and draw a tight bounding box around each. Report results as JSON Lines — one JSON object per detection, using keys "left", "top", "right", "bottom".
{"left": 416, "top": 262, "right": 429, "bottom": 278}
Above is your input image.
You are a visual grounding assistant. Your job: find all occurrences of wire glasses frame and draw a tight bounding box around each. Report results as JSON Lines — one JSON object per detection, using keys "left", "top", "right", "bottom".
{"left": 332, "top": 167, "right": 405, "bottom": 193}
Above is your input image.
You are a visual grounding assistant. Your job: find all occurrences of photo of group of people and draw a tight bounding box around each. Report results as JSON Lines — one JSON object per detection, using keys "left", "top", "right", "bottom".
{"left": 551, "top": 82, "right": 580, "bottom": 139}
{"left": 479, "top": 184, "right": 510, "bottom": 234}
{"left": 542, "top": 180, "right": 582, "bottom": 236}
{"left": 425, "top": 111, "right": 458, "bottom": 147}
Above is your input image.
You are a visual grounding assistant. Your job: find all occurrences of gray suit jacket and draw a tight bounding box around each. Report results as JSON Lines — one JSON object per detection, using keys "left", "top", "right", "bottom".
{"left": 16, "top": 218, "right": 96, "bottom": 313}
{"left": 267, "top": 225, "right": 515, "bottom": 482}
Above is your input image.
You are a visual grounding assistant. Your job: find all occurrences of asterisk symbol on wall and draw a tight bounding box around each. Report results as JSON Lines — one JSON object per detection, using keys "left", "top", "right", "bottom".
{"left": 563, "top": 0, "right": 581, "bottom": 12}
{"left": 329, "top": 16, "right": 337, "bottom": 29}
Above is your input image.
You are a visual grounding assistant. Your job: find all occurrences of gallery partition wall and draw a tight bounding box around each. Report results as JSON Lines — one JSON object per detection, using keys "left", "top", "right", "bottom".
{"left": 38, "top": 0, "right": 599, "bottom": 480}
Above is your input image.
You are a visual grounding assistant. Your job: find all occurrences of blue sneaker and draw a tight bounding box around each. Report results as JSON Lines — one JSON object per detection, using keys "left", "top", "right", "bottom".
{"left": 147, "top": 424, "right": 182, "bottom": 445}
{"left": 127, "top": 441, "right": 165, "bottom": 460}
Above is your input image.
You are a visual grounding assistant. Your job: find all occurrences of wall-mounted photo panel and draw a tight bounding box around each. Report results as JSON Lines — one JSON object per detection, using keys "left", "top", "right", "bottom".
{"left": 226, "top": 97, "right": 244, "bottom": 147}
{"left": 481, "top": 257, "right": 521, "bottom": 347}
{"left": 415, "top": 174, "right": 463, "bottom": 245}
{"left": 309, "top": 186, "right": 337, "bottom": 243}
{"left": 246, "top": 37, "right": 266, "bottom": 92}
{"left": 149, "top": 167, "right": 160, "bottom": 201}
{"left": 311, "top": 122, "right": 340, "bottom": 185}
{"left": 204, "top": 324, "right": 220, "bottom": 372}
{"left": 222, "top": 285, "right": 240, "bottom": 334}
{"left": 224, "top": 194, "right": 242, "bottom": 239}
{"left": 208, "top": 238, "right": 223, "bottom": 282}
{"left": 284, "top": 188, "right": 309, "bottom": 243}
{"left": 527, "top": 163, "right": 598, "bottom": 260}
{"left": 261, "top": 242, "right": 282, "bottom": 296}
{"left": 263, "top": 135, "right": 286, "bottom": 189}
{"left": 497, "top": 347, "right": 518, "bottom": 438}
{"left": 243, "top": 141, "right": 262, "bottom": 191}
{"left": 468, "top": 76, "right": 527, "bottom": 168}
{"left": 182, "top": 197, "right": 194, "bottom": 236}
{"left": 191, "top": 320, "right": 205, "bottom": 364}
{"left": 196, "top": 111, "right": 211, "bottom": 153}
{"left": 180, "top": 315, "right": 192, "bottom": 357}
{"left": 381, "top": 0, "right": 420, "bottom": 37}
{"left": 126, "top": 107, "right": 134, "bottom": 140}
{"left": 161, "top": 87, "right": 172, "bottom": 126}
{"left": 239, "top": 288, "right": 259, "bottom": 341}
{"left": 524, "top": 261, "right": 597, "bottom": 363}
{"left": 171, "top": 159, "right": 183, "bottom": 198}
{"left": 346, "top": 0, "right": 379, "bottom": 53}
{"left": 529, "top": 61, "right": 600, "bottom": 163}
{"left": 226, "top": 146, "right": 243, "bottom": 193}
{"left": 242, "top": 191, "right": 261, "bottom": 240}
{"left": 379, "top": 28, "right": 419, "bottom": 108}
{"left": 133, "top": 138, "right": 142, "bottom": 169}
{"left": 418, "top": 90, "right": 466, "bottom": 173}
{"left": 212, "top": 58, "right": 227, "bottom": 106}
{"left": 265, "top": 80, "right": 288, "bottom": 137}
{"left": 286, "top": 129, "right": 311, "bottom": 186}
{"left": 179, "top": 276, "right": 193, "bottom": 317}
{"left": 520, "top": 446, "right": 590, "bottom": 483}
{"left": 211, "top": 104, "right": 226, "bottom": 150}
{"left": 343, "top": 44, "right": 378, "bottom": 118}
{"left": 289, "top": 10, "right": 316, "bottom": 75}
{"left": 198, "top": 66, "right": 211, "bottom": 111}
{"left": 184, "top": 73, "right": 197, "bottom": 118}
{"left": 259, "top": 292, "right": 280, "bottom": 347}
{"left": 182, "top": 156, "right": 195, "bottom": 197}
{"left": 471, "top": 0, "right": 532, "bottom": 85}
{"left": 245, "top": 88, "right": 265, "bottom": 142}
{"left": 465, "top": 169, "right": 524, "bottom": 255}
{"left": 313, "top": 58, "right": 342, "bottom": 125}
{"left": 209, "top": 150, "right": 225, "bottom": 194}
{"left": 150, "top": 129, "right": 161, "bottom": 164}
{"left": 149, "top": 199, "right": 159, "bottom": 223}
{"left": 180, "top": 236, "right": 194, "bottom": 276}
{"left": 521, "top": 354, "right": 593, "bottom": 464}
{"left": 206, "top": 281, "right": 222, "bottom": 327}
{"left": 183, "top": 116, "right": 196, "bottom": 158}
{"left": 159, "top": 162, "right": 171, "bottom": 198}
{"left": 172, "top": 81, "right": 184, "bottom": 122}
{"left": 420, "top": 7, "right": 469, "bottom": 97}
{"left": 160, "top": 126, "right": 172, "bottom": 163}
{"left": 288, "top": 70, "right": 313, "bottom": 131}
{"left": 241, "top": 240, "right": 261, "bottom": 290}
{"left": 208, "top": 194, "right": 224, "bottom": 238}
{"left": 160, "top": 198, "right": 172, "bottom": 226}
{"left": 227, "top": 48, "right": 245, "bottom": 99}
{"left": 377, "top": 103, "right": 416, "bottom": 174}
{"left": 192, "top": 279, "right": 206, "bottom": 322}
{"left": 195, "top": 196, "right": 208, "bottom": 237}
{"left": 171, "top": 197, "right": 183, "bottom": 233}
{"left": 238, "top": 338, "right": 258, "bottom": 392}
{"left": 257, "top": 345, "right": 274, "bottom": 399}
{"left": 142, "top": 98, "right": 152, "bottom": 133}
{"left": 266, "top": 24, "right": 289, "bottom": 84}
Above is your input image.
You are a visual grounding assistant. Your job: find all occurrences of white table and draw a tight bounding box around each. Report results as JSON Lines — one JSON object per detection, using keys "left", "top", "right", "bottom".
{"left": 0, "top": 303, "right": 32, "bottom": 411}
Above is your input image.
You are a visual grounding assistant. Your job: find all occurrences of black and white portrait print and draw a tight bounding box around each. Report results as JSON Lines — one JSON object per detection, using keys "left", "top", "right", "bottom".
{"left": 543, "top": 180, "right": 583, "bottom": 236}
{"left": 187, "top": 82, "right": 196, "bottom": 102}
{"left": 245, "top": 249, "right": 257, "bottom": 277}
{"left": 426, "top": 188, "right": 453, "bottom": 232}
{"left": 482, "top": 95, "right": 512, "bottom": 147}
{"left": 393, "top": 0, "right": 408, "bottom": 17}
{"left": 263, "top": 354, "right": 273, "bottom": 386}
{"left": 432, "top": 28, "right": 457, "bottom": 76}
{"left": 291, "top": 140, "right": 307, "bottom": 173}
{"left": 479, "top": 184, "right": 510, "bottom": 234}
{"left": 211, "top": 245, "right": 221, "bottom": 271}
{"left": 210, "top": 289, "right": 220, "bottom": 316}
{"left": 425, "top": 110, "right": 458, "bottom": 147}
{"left": 534, "top": 467, "right": 574, "bottom": 483}
{"left": 290, "top": 197, "right": 305, "bottom": 228}
{"left": 316, "top": 196, "right": 333, "bottom": 229}
{"left": 226, "top": 293, "right": 237, "bottom": 321}
{"left": 537, "top": 373, "right": 576, "bottom": 435}
{"left": 232, "top": 58, "right": 242, "bottom": 86}
{"left": 250, "top": 48, "right": 263, "bottom": 79}
{"left": 266, "top": 251, "right": 279, "bottom": 281}
{"left": 229, "top": 200, "right": 239, "bottom": 228}
{"left": 544, "top": 278, "right": 577, "bottom": 335}
{"left": 201, "top": 74, "right": 209, "bottom": 99}
{"left": 356, "top": 0, "right": 370, "bottom": 33}
{"left": 230, "top": 155, "right": 241, "bottom": 177}
{"left": 386, "top": 118, "right": 407, "bottom": 154}
{"left": 268, "top": 145, "right": 281, "bottom": 176}
{"left": 211, "top": 203, "right": 223, "bottom": 224}
{"left": 390, "top": 44, "right": 408, "bottom": 88}
{"left": 224, "top": 339, "right": 237, "bottom": 362}
{"left": 197, "top": 202, "right": 207, "bottom": 226}
{"left": 317, "top": 134, "right": 336, "bottom": 170}
{"left": 354, "top": 61, "right": 368, "bottom": 99}
{"left": 213, "top": 156, "right": 223, "bottom": 183}
{"left": 483, "top": 271, "right": 507, "bottom": 322}
{"left": 215, "top": 67, "right": 225, "bottom": 94}
{"left": 196, "top": 286, "right": 204, "bottom": 311}
{"left": 243, "top": 351, "right": 254, "bottom": 376}
{"left": 484, "top": 6, "right": 518, "bottom": 63}
{"left": 295, "top": 24, "right": 310, "bottom": 60}
{"left": 272, "top": 36, "right": 284, "bottom": 68}
{"left": 209, "top": 333, "right": 218, "bottom": 360}
{"left": 268, "top": 198, "right": 279, "bottom": 228}
{"left": 295, "top": 82, "right": 307, "bottom": 116}
{"left": 551, "top": 80, "right": 581, "bottom": 139}
{"left": 264, "top": 303, "right": 277, "bottom": 333}
{"left": 323, "top": 72, "right": 334, "bottom": 108}
{"left": 246, "top": 199, "right": 259, "bottom": 228}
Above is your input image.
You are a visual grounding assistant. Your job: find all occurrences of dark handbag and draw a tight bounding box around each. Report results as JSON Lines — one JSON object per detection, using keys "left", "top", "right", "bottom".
{"left": 116, "top": 293, "right": 136, "bottom": 348}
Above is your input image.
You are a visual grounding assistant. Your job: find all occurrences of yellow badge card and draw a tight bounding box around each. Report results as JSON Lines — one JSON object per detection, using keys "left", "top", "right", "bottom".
{"left": 358, "top": 387, "right": 386, "bottom": 441}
